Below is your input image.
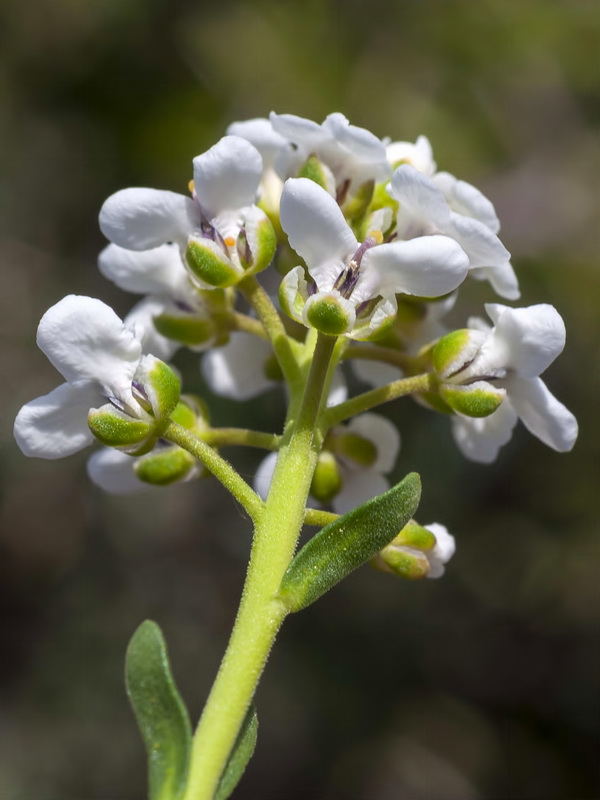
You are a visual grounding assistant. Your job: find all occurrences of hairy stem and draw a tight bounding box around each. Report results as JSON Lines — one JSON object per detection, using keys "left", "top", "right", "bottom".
{"left": 182, "top": 334, "right": 337, "bottom": 800}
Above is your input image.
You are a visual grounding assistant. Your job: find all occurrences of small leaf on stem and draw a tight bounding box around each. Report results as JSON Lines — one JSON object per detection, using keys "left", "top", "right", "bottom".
{"left": 125, "top": 620, "right": 192, "bottom": 800}
{"left": 278, "top": 472, "right": 422, "bottom": 612}
{"left": 215, "top": 705, "right": 258, "bottom": 800}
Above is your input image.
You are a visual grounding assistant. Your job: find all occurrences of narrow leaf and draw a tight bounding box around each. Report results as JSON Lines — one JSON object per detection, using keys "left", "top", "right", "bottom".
{"left": 125, "top": 620, "right": 192, "bottom": 800}
{"left": 279, "top": 472, "right": 421, "bottom": 612}
{"left": 215, "top": 705, "right": 258, "bottom": 800}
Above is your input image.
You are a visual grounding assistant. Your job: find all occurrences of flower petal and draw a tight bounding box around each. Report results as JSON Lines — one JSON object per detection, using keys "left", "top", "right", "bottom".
{"left": 201, "top": 333, "right": 275, "bottom": 400}
{"left": 472, "top": 262, "right": 520, "bottom": 301}
{"left": 360, "top": 236, "right": 469, "bottom": 300}
{"left": 269, "top": 112, "right": 325, "bottom": 150}
{"left": 486, "top": 303, "right": 566, "bottom": 377}
{"left": 424, "top": 522, "right": 456, "bottom": 579}
{"left": 389, "top": 164, "right": 451, "bottom": 232}
{"left": 99, "top": 188, "right": 199, "bottom": 249}
{"left": 226, "top": 118, "right": 288, "bottom": 167}
{"left": 280, "top": 178, "right": 358, "bottom": 287}
{"left": 332, "top": 470, "right": 389, "bottom": 515}
{"left": 87, "top": 448, "right": 148, "bottom": 494}
{"left": 14, "top": 381, "right": 101, "bottom": 459}
{"left": 386, "top": 135, "right": 437, "bottom": 175}
{"left": 254, "top": 451, "right": 278, "bottom": 501}
{"left": 322, "top": 113, "right": 389, "bottom": 174}
{"left": 445, "top": 212, "right": 510, "bottom": 268}
{"left": 433, "top": 172, "right": 500, "bottom": 233}
{"left": 193, "top": 136, "right": 262, "bottom": 215}
{"left": 98, "top": 243, "right": 190, "bottom": 296}
{"left": 124, "top": 297, "right": 182, "bottom": 361}
{"left": 37, "top": 296, "right": 142, "bottom": 405}
{"left": 507, "top": 376, "right": 578, "bottom": 452}
{"left": 346, "top": 413, "right": 400, "bottom": 473}
{"left": 451, "top": 399, "right": 519, "bottom": 463}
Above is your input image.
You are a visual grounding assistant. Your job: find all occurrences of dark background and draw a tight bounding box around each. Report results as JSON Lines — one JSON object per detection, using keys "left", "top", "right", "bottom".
{"left": 1, "top": 1, "right": 598, "bottom": 797}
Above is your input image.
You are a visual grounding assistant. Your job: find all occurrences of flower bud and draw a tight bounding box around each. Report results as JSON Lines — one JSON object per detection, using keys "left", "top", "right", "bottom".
{"left": 310, "top": 451, "right": 343, "bottom": 503}
{"left": 153, "top": 313, "right": 217, "bottom": 349}
{"left": 304, "top": 292, "right": 355, "bottom": 336}
{"left": 371, "top": 519, "right": 455, "bottom": 580}
{"left": 341, "top": 179, "right": 375, "bottom": 224}
{"left": 331, "top": 431, "right": 377, "bottom": 467}
{"left": 134, "top": 446, "right": 197, "bottom": 486}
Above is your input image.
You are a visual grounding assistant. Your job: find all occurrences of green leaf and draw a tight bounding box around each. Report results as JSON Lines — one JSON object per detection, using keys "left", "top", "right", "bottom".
{"left": 125, "top": 621, "right": 192, "bottom": 800}
{"left": 278, "top": 472, "right": 422, "bottom": 612}
{"left": 215, "top": 705, "right": 258, "bottom": 800}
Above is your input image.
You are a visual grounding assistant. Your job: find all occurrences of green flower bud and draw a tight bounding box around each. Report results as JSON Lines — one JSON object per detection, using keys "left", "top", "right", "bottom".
{"left": 371, "top": 546, "right": 431, "bottom": 579}
{"left": 331, "top": 431, "right": 377, "bottom": 467}
{"left": 310, "top": 451, "right": 343, "bottom": 503}
{"left": 134, "top": 447, "right": 197, "bottom": 486}
{"left": 305, "top": 294, "right": 354, "bottom": 336}
{"left": 153, "top": 314, "right": 216, "bottom": 348}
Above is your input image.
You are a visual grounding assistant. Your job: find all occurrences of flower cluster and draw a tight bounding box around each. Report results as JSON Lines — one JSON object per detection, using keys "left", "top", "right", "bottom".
{"left": 14, "top": 111, "right": 579, "bottom": 583}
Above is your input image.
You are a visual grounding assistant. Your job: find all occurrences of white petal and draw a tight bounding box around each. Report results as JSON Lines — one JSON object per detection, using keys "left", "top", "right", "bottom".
{"left": 99, "top": 188, "right": 199, "bottom": 249}
{"left": 326, "top": 369, "right": 348, "bottom": 407}
{"left": 433, "top": 172, "right": 500, "bottom": 233}
{"left": 486, "top": 304, "right": 566, "bottom": 377}
{"left": 269, "top": 112, "right": 326, "bottom": 150}
{"left": 424, "top": 522, "right": 456, "bottom": 579}
{"left": 451, "top": 400, "right": 519, "bottom": 463}
{"left": 254, "top": 451, "right": 278, "bottom": 501}
{"left": 351, "top": 358, "right": 402, "bottom": 388}
{"left": 98, "top": 243, "right": 189, "bottom": 296}
{"left": 332, "top": 470, "right": 389, "bottom": 514}
{"left": 322, "top": 113, "right": 389, "bottom": 172}
{"left": 226, "top": 118, "right": 288, "bottom": 167}
{"left": 14, "top": 381, "right": 101, "bottom": 459}
{"left": 360, "top": 236, "right": 468, "bottom": 300}
{"left": 445, "top": 213, "right": 510, "bottom": 268}
{"left": 280, "top": 178, "right": 358, "bottom": 287}
{"left": 386, "top": 135, "right": 436, "bottom": 175}
{"left": 472, "top": 262, "right": 520, "bottom": 301}
{"left": 87, "top": 448, "right": 148, "bottom": 494}
{"left": 507, "top": 376, "right": 578, "bottom": 452}
{"left": 201, "top": 333, "right": 275, "bottom": 400}
{"left": 389, "top": 165, "right": 451, "bottom": 230}
{"left": 346, "top": 413, "right": 400, "bottom": 473}
{"left": 193, "top": 136, "right": 262, "bottom": 215}
{"left": 37, "top": 296, "right": 142, "bottom": 405}
{"left": 124, "top": 297, "right": 181, "bottom": 361}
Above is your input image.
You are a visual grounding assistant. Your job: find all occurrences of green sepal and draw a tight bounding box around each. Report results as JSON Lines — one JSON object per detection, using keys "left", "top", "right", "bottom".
{"left": 125, "top": 621, "right": 192, "bottom": 800}
{"left": 139, "top": 356, "right": 181, "bottom": 420}
{"left": 342, "top": 179, "right": 374, "bottom": 224}
{"left": 134, "top": 447, "right": 197, "bottom": 486}
{"left": 440, "top": 382, "right": 504, "bottom": 418}
{"left": 393, "top": 519, "right": 437, "bottom": 550}
{"left": 243, "top": 215, "right": 277, "bottom": 276}
{"left": 214, "top": 704, "right": 258, "bottom": 800}
{"left": 310, "top": 451, "right": 343, "bottom": 503}
{"left": 371, "top": 547, "right": 430, "bottom": 579}
{"left": 278, "top": 472, "right": 422, "bottom": 612}
{"left": 297, "top": 155, "right": 330, "bottom": 191}
{"left": 88, "top": 406, "right": 153, "bottom": 448}
{"left": 186, "top": 239, "right": 241, "bottom": 289}
{"left": 431, "top": 329, "right": 472, "bottom": 378}
{"left": 170, "top": 400, "right": 198, "bottom": 430}
{"left": 153, "top": 314, "right": 216, "bottom": 347}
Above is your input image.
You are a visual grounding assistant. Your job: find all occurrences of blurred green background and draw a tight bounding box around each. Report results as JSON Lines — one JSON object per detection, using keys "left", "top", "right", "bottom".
{"left": 1, "top": 0, "right": 598, "bottom": 797}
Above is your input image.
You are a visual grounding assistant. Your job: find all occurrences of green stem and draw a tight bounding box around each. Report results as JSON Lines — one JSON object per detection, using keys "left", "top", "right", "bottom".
{"left": 162, "top": 421, "right": 263, "bottom": 522}
{"left": 323, "top": 372, "right": 436, "bottom": 429}
{"left": 182, "top": 334, "right": 337, "bottom": 800}
{"left": 202, "top": 428, "right": 281, "bottom": 451}
{"left": 239, "top": 275, "right": 301, "bottom": 387}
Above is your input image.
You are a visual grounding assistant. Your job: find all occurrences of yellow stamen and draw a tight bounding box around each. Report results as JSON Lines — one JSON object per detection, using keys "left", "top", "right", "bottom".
{"left": 368, "top": 229, "right": 383, "bottom": 244}
{"left": 188, "top": 179, "right": 195, "bottom": 194}
{"left": 224, "top": 236, "right": 236, "bottom": 247}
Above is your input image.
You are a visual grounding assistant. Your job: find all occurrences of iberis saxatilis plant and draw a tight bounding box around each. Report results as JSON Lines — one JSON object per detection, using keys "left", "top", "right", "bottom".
{"left": 14, "top": 114, "right": 577, "bottom": 800}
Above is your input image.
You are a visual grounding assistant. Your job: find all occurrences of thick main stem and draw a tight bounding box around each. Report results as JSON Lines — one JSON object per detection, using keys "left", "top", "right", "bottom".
{"left": 182, "top": 334, "right": 337, "bottom": 799}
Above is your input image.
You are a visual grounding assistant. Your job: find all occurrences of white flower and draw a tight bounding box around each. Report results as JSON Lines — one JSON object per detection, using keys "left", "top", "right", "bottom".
{"left": 270, "top": 111, "right": 391, "bottom": 196}
{"left": 201, "top": 333, "right": 278, "bottom": 401}
{"left": 99, "top": 136, "right": 274, "bottom": 289}
{"left": 279, "top": 177, "right": 469, "bottom": 339}
{"left": 386, "top": 134, "right": 437, "bottom": 176}
{"left": 254, "top": 412, "right": 400, "bottom": 514}
{"left": 389, "top": 164, "right": 519, "bottom": 300}
{"left": 443, "top": 303, "right": 578, "bottom": 461}
{"left": 13, "top": 296, "right": 165, "bottom": 459}
{"left": 87, "top": 448, "right": 152, "bottom": 494}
